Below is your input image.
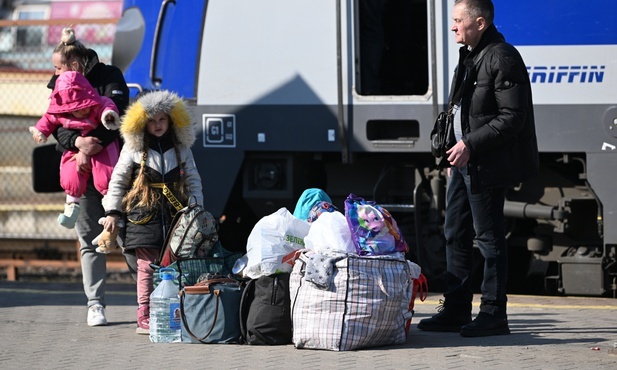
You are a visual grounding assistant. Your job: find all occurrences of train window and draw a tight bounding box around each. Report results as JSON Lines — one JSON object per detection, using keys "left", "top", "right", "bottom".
{"left": 366, "top": 119, "right": 419, "bottom": 141}
{"left": 12, "top": 5, "right": 49, "bottom": 50}
{"left": 356, "top": 0, "right": 428, "bottom": 96}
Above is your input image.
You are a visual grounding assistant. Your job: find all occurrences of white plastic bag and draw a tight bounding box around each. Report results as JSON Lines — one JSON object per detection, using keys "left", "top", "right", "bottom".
{"left": 243, "top": 207, "right": 310, "bottom": 278}
{"left": 304, "top": 212, "right": 356, "bottom": 255}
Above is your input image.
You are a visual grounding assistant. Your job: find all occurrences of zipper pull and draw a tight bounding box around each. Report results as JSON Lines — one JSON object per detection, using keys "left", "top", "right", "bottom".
{"left": 271, "top": 276, "right": 278, "bottom": 305}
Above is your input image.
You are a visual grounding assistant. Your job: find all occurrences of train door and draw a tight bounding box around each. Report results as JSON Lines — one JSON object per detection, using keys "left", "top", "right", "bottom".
{"left": 339, "top": 0, "right": 448, "bottom": 288}
{"left": 346, "top": 0, "right": 437, "bottom": 156}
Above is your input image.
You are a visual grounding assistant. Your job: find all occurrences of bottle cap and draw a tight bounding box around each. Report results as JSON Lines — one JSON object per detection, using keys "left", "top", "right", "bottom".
{"left": 160, "top": 267, "right": 175, "bottom": 281}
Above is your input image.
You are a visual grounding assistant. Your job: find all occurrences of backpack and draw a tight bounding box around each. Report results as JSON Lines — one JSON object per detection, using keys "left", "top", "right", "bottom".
{"left": 239, "top": 273, "right": 292, "bottom": 345}
{"left": 159, "top": 196, "right": 219, "bottom": 267}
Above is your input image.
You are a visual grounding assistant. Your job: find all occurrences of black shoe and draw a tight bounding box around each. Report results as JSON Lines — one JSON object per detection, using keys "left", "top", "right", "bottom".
{"left": 460, "top": 312, "right": 510, "bottom": 337}
{"left": 417, "top": 302, "right": 472, "bottom": 332}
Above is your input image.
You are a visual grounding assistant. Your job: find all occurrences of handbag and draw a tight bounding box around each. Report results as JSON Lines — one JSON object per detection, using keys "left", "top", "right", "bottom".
{"left": 179, "top": 277, "right": 244, "bottom": 344}
{"left": 430, "top": 107, "right": 455, "bottom": 160}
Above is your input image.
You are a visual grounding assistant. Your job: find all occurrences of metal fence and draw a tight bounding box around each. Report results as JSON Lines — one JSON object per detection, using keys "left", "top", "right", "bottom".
{"left": 0, "top": 19, "right": 117, "bottom": 241}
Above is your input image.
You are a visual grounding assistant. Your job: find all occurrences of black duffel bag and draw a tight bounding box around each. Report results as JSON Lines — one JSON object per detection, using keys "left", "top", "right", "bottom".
{"left": 239, "top": 273, "right": 292, "bottom": 345}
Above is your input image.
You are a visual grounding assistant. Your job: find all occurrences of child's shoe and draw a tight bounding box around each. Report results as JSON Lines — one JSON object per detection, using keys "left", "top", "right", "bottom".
{"left": 58, "top": 203, "right": 80, "bottom": 229}
{"left": 136, "top": 306, "right": 150, "bottom": 335}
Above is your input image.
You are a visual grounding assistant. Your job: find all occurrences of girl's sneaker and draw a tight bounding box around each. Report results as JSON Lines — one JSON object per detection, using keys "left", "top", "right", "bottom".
{"left": 58, "top": 202, "right": 80, "bottom": 229}
{"left": 136, "top": 306, "right": 150, "bottom": 335}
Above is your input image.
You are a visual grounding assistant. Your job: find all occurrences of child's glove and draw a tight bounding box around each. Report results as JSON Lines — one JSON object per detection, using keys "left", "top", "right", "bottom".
{"left": 28, "top": 126, "right": 47, "bottom": 144}
{"left": 92, "top": 217, "right": 124, "bottom": 254}
{"left": 101, "top": 110, "right": 121, "bottom": 130}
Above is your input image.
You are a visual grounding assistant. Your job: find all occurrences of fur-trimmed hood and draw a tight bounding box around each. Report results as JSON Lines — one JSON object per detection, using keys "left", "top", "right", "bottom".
{"left": 120, "top": 90, "right": 195, "bottom": 151}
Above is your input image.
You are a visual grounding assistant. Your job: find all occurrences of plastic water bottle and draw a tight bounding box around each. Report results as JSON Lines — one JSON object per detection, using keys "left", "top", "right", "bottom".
{"left": 149, "top": 268, "right": 181, "bottom": 343}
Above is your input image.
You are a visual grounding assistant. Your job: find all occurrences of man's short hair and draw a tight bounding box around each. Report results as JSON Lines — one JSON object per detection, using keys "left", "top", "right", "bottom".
{"left": 455, "top": 0, "right": 494, "bottom": 25}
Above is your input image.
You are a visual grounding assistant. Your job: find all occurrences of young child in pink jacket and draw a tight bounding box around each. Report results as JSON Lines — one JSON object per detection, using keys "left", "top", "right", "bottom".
{"left": 29, "top": 71, "right": 120, "bottom": 229}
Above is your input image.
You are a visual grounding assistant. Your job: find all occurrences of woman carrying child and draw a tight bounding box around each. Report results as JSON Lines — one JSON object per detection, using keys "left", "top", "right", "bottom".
{"left": 39, "top": 27, "right": 131, "bottom": 328}
{"left": 101, "top": 90, "right": 203, "bottom": 334}
{"left": 30, "top": 71, "right": 120, "bottom": 229}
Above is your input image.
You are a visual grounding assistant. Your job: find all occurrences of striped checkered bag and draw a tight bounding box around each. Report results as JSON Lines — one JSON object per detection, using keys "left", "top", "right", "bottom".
{"left": 290, "top": 252, "right": 416, "bottom": 351}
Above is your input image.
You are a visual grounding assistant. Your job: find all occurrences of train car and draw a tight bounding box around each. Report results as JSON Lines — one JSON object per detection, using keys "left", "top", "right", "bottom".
{"left": 112, "top": 0, "right": 617, "bottom": 296}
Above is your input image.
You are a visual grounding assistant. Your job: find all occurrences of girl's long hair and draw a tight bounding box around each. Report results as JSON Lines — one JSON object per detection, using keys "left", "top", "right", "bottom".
{"left": 121, "top": 127, "right": 189, "bottom": 212}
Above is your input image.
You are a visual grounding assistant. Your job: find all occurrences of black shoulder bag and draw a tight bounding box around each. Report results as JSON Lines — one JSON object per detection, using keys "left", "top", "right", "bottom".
{"left": 430, "top": 42, "right": 499, "bottom": 169}
{"left": 430, "top": 106, "right": 455, "bottom": 161}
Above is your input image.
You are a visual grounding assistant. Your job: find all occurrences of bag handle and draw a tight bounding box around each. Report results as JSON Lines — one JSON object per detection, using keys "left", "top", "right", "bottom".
{"left": 179, "top": 289, "right": 221, "bottom": 343}
{"left": 405, "top": 273, "right": 429, "bottom": 335}
{"left": 238, "top": 279, "right": 255, "bottom": 343}
{"left": 184, "top": 277, "right": 238, "bottom": 294}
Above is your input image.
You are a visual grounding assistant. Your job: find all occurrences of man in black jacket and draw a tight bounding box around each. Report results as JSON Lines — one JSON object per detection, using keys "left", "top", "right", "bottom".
{"left": 418, "top": 0, "right": 538, "bottom": 337}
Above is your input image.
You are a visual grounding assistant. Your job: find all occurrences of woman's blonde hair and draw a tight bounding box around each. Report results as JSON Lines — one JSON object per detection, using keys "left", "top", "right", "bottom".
{"left": 53, "top": 27, "right": 89, "bottom": 72}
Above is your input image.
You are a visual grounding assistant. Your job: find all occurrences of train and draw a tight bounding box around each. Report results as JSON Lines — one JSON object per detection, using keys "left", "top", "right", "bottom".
{"left": 111, "top": 0, "right": 617, "bottom": 297}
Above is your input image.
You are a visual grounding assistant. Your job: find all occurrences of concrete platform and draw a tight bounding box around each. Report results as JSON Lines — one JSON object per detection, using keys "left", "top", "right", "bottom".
{"left": 1, "top": 281, "right": 616, "bottom": 369}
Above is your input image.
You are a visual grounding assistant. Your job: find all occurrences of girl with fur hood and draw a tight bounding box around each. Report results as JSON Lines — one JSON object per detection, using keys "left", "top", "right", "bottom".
{"left": 100, "top": 90, "right": 203, "bottom": 334}
{"left": 29, "top": 71, "right": 120, "bottom": 229}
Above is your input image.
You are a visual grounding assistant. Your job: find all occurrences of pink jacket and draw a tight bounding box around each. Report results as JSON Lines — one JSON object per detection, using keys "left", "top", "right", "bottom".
{"left": 35, "top": 71, "right": 119, "bottom": 137}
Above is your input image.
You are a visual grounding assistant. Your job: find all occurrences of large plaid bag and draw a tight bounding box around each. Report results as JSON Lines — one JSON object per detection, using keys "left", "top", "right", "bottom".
{"left": 290, "top": 252, "right": 415, "bottom": 351}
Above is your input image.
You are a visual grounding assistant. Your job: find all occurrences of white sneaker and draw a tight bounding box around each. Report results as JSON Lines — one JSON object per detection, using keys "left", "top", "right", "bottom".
{"left": 87, "top": 304, "right": 108, "bottom": 327}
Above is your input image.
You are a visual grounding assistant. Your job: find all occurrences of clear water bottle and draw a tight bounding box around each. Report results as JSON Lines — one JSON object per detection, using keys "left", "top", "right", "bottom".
{"left": 149, "top": 268, "right": 181, "bottom": 343}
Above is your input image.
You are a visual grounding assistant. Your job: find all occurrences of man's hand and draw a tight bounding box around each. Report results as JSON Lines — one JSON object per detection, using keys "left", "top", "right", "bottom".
{"left": 75, "top": 136, "right": 103, "bottom": 156}
{"left": 447, "top": 140, "right": 471, "bottom": 168}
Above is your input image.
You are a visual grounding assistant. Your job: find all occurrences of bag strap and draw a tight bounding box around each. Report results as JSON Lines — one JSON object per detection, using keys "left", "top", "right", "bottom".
{"left": 238, "top": 279, "right": 255, "bottom": 343}
{"left": 473, "top": 42, "right": 499, "bottom": 65}
{"left": 150, "top": 182, "right": 184, "bottom": 211}
{"left": 175, "top": 208, "right": 208, "bottom": 257}
{"left": 249, "top": 326, "right": 272, "bottom": 345}
{"left": 179, "top": 289, "right": 220, "bottom": 343}
{"left": 158, "top": 205, "right": 198, "bottom": 266}
{"left": 405, "top": 273, "right": 429, "bottom": 334}
{"left": 184, "top": 277, "right": 238, "bottom": 294}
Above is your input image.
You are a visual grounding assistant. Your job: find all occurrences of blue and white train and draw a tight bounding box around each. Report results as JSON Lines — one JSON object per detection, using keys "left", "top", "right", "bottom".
{"left": 112, "top": 0, "right": 617, "bottom": 296}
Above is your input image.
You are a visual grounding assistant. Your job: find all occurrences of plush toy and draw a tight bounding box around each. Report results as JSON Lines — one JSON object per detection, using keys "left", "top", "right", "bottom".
{"left": 92, "top": 217, "right": 124, "bottom": 254}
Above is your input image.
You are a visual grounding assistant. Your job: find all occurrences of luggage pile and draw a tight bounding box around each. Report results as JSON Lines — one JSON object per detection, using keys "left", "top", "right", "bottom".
{"left": 153, "top": 190, "right": 427, "bottom": 350}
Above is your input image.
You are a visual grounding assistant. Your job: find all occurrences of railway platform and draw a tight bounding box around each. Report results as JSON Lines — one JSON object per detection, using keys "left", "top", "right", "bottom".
{"left": 0, "top": 280, "right": 616, "bottom": 370}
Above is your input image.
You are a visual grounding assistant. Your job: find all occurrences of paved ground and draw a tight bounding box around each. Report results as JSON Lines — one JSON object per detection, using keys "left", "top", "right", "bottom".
{"left": 1, "top": 280, "right": 616, "bottom": 370}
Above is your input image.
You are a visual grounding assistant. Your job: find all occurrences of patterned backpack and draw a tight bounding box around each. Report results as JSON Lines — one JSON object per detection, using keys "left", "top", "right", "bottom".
{"left": 159, "top": 196, "right": 219, "bottom": 267}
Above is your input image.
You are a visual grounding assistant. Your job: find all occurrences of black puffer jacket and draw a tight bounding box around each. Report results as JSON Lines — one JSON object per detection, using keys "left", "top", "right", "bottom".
{"left": 449, "top": 24, "right": 539, "bottom": 192}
